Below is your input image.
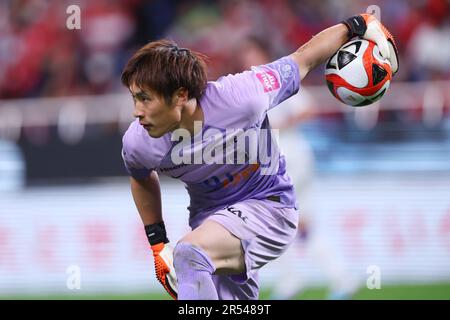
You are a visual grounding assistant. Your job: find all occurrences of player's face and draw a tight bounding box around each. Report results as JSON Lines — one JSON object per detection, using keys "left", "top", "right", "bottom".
{"left": 129, "top": 83, "right": 182, "bottom": 138}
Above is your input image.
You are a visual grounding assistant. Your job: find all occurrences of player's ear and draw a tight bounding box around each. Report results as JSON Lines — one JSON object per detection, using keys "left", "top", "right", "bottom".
{"left": 172, "top": 87, "right": 189, "bottom": 106}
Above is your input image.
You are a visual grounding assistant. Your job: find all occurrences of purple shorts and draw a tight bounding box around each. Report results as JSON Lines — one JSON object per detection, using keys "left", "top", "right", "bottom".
{"left": 189, "top": 198, "right": 299, "bottom": 300}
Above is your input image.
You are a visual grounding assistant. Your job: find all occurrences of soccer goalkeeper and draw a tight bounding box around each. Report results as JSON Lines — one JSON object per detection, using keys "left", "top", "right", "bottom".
{"left": 121, "top": 14, "right": 398, "bottom": 300}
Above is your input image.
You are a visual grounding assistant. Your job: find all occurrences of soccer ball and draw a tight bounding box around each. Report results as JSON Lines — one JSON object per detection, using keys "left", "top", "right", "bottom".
{"left": 325, "top": 38, "right": 392, "bottom": 106}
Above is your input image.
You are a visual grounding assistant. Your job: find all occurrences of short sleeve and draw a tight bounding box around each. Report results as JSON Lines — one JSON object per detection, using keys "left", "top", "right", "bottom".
{"left": 121, "top": 128, "right": 153, "bottom": 180}
{"left": 121, "top": 148, "right": 152, "bottom": 180}
{"left": 253, "top": 55, "right": 301, "bottom": 109}
{"left": 222, "top": 55, "right": 300, "bottom": 108}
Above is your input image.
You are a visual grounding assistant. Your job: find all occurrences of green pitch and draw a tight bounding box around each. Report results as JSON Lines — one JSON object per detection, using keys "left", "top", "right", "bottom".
{"left": 2, "top": 282, "right": 450, "bottom": 300}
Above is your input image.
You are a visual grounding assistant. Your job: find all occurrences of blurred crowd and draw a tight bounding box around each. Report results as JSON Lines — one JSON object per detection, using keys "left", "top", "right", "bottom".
{"left": 0, "top": 0, "right": 449, "bottom": 99}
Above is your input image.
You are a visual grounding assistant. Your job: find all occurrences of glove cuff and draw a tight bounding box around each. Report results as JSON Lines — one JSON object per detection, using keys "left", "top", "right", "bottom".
{"left": 342, "top": 15, "right": 367, "bottom": 38}
{"left": 145, "top": 221, "right": 169, "bottom": 246}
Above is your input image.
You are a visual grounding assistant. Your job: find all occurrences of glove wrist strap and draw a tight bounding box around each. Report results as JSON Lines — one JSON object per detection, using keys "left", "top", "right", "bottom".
{"left": 145, "top": 221, "right": 169, "bottom": 246}
{"left": 342, "top": 15, "right": 367, "bottom": 38}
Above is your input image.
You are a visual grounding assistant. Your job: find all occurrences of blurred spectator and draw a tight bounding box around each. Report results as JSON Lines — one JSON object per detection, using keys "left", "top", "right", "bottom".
{"left": 407, "top": 3, "right": 450, "bottom": 81}
{"left": 79, "top": 0, "right": 135, "bottom": 94}
{"left": 0, "top": 0, "right": 65, "bottom": 98}
{"left": 1, "top": 0, "right": 449, "bottom": 98}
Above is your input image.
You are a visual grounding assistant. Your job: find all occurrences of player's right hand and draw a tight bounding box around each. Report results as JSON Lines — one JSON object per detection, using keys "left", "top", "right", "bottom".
{"left": 145, "top": 221, "right": 178, "bottom": 299}
{"left": 151, "top": 242, "right": 178, "bottom": 299}
{"left": 342, "top": 14, "right": 399, "bottom": 75}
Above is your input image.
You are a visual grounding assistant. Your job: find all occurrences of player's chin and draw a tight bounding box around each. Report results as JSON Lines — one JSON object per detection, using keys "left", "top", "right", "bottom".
{"left": 146, "top": 126, "right": 168, "bottom": 138}
{"left": 147, "top": 130, "right": 164, "bottom": 138}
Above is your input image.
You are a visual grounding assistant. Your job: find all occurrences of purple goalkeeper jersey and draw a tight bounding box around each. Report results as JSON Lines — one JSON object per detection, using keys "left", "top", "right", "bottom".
{"left": 122, "top": 56, "right": 301, "bottom": 219}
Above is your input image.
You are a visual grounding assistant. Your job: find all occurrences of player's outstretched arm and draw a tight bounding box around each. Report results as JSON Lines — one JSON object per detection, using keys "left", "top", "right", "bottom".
{"left": 290, "top": 14, "right": 398, "bottom": 80}
{"left": 130, "top": 173, "right": 178, "bottom": 299}
{"left": 290, "top": 24, "right": 349, "bottom": 80}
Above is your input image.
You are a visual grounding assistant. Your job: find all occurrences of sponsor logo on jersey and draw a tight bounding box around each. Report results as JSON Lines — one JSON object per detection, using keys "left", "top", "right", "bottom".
{"left": 256, "top": 70, "right": 280, "bottom": 92}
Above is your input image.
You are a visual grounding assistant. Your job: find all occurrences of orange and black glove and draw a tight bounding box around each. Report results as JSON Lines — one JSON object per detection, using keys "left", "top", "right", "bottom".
{"left": 342, "top": 14, "right": 399, "bottom": 74}
{"left": 145, "top": 221, "right": 177, "bottom": 299}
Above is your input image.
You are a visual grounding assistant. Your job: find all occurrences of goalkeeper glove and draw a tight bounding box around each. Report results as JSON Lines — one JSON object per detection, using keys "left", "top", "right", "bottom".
{"left": 342, "top": 14, "right": 399, "bottom": 74}
{"left": 145, "top": 221, "right": 178, "bottom": 299}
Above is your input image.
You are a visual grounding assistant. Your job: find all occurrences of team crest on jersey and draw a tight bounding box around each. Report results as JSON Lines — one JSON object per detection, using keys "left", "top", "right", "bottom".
{"left": 256, "top": 69, "right": 280, "bottom": 92}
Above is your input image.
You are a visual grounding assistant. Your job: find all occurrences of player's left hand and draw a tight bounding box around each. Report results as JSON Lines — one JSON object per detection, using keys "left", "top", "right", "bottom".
{"left": 151, "top": 242, "right": 178, "bottom": 299}
{"left": 342, "top": 14, "right": 399, "bottom": 75}
{"left": 145, "top": 221, "right": 178, "bottom": 299}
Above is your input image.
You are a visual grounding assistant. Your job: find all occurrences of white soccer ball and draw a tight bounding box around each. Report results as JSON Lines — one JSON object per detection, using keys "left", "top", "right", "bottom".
{"left": 325, "top": 38, "right": 393, "bottom": 106}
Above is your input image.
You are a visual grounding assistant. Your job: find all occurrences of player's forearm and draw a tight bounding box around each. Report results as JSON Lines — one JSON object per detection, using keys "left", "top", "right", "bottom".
{"left": 290, "top": 23, "right": 349, "bottom": 80}
{"left": 130, "top": 172, "right": 163, "bottom": 225}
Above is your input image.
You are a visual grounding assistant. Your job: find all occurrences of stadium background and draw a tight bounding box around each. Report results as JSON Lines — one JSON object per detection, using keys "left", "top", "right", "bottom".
{"left": 1, "top": 0, "right": 450, "bottom": 299}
